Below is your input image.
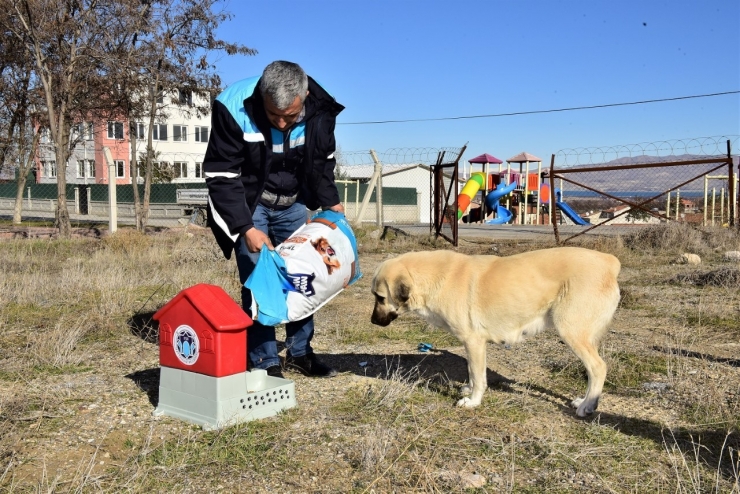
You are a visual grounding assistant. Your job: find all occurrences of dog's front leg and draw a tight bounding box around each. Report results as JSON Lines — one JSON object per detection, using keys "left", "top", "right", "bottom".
{"left": 456, "top": 339, "right": 487, "bottom": 407}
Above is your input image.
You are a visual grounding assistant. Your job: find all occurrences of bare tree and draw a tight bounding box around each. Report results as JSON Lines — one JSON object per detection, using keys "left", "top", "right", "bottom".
{"left": 0, "top": 10, "right": 46, "bottom": 223}
{"left": 13, "top": 127, "right": 41, "bottom": 224}
{"left": 4, "top": 0, "right": 145, "bottom": 237}
{"left": 120, "top": 0, "right": 255, "bottom": 230}
{"left": 3, "top": 0, "right": 254, "bottom": 235}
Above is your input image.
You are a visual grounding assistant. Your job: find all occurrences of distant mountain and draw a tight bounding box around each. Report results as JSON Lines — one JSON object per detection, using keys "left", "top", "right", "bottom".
{"left": 556, "top": 154, "right": 738, "bottom": 192}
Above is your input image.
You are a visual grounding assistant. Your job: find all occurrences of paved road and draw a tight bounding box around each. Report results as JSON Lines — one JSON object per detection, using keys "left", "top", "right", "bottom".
{"left": 1, "top": 208, "right": 637, "bottom": 241}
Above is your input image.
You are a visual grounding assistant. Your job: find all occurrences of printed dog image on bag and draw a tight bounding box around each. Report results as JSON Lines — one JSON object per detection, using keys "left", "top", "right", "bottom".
{"left": 312, "top": 237, "right": 341, "bottom": 274}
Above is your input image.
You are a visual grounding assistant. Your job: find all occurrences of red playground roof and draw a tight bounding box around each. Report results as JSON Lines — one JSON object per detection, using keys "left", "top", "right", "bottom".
{"left": 469, "top": 153, "right": 503, "bottom": 164}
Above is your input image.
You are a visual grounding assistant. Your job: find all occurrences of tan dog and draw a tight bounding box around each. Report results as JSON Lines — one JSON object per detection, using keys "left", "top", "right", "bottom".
{"left": 370, "top": 247, "right": 621, "bottom": 417}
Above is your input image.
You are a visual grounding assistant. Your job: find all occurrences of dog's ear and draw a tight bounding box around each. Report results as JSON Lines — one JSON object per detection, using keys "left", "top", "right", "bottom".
{"left": 395, "top": 278, "right": 411, "bottom": 304}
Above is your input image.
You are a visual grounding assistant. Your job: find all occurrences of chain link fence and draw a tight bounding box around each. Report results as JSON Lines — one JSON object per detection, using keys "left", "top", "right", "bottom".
{"left": 5, "top": 137, "right": 735, "bottom": 245}
{"left": 337, "top": 146, "right": 465, "bottom": 239}
{"left": 547, "top": 136, "right": 740, "bottom": 243}
{"left": 0, "top": 146, "right": 466, "bottom": 236}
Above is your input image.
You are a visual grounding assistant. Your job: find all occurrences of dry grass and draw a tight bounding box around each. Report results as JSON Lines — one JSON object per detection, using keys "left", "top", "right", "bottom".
{"left": 0, "top": 223, "right": 738, "bottom": 492}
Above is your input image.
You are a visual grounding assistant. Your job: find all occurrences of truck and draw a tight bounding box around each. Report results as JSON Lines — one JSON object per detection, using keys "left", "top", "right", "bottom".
{"left": 176, "top": 188, "right": 209, "bottom": 226}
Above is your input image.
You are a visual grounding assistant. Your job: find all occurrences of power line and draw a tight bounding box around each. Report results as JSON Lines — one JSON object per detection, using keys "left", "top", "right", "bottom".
{"left": 338, "top": 90, "right": 740, "bottom": 126}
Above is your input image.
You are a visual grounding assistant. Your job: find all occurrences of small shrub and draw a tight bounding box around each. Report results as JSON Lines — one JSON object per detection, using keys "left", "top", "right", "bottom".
{"left": 623, "top": 223, "right": 706, "bottom": 254}
{"left": 101, "top": 229, "right": 152, "bottom": 255}
{"left": 670, "top": 267, "right": 740, "bottom": 287}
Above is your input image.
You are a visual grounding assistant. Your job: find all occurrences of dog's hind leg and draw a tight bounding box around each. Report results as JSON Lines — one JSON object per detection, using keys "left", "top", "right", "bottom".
{"left": 456, "top": 337, "right": 487, "bottom": 407}
{"left": 555, "top": 275, "right": 618, "bottom": 417}
{"left": 559, "top": 331, "right": 607, "bottom": 417}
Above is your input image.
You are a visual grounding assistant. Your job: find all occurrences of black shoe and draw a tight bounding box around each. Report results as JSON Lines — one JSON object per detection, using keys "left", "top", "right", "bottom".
{"left": 285, "top": 353, "right": 337, "bottom": 378}
{"left": 265, "top": 366, "right": 285, "bottom": 379}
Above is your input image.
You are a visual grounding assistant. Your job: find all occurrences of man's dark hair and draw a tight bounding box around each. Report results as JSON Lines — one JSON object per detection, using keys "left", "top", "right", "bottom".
{"left": 259, "top": 61, "right": 309, "bottom": 109}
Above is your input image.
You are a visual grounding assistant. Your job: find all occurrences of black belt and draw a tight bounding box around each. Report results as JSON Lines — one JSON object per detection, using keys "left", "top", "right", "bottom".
{"left": 261, "top": 190, "right": 298, "bottom": 207}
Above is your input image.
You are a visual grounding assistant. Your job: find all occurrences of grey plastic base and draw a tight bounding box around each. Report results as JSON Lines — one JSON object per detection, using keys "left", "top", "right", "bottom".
{"left": 154, "top": 367, "right": 296, "bottom": 430}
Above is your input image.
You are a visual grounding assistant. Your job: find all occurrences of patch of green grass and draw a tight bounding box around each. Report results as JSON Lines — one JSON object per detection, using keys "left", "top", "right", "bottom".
{"left": 606, "top": 351, "right": 667, "bottom": 390}
{"left": 0, "top": 364, "right": 94, "bottom": 381}
{"left": 1, "top": 302, "right": 68, "bottom": 328}
{"left": 338, "top": 317, "right": 459, "bottom": 348}
{"left": 0, "top": 218, "right": 55, "bottom": 228}
{"left": 686, "top": 313, "right": 740, "bottom": 332}
{"left": 31, "top": 364, "right": 93, "bottom": 376}
{"left": 130, "top": 415, "right": 301, "bottom": 489}
{"left": 545, "top": 351, "right": 667, "bottom": 393}
{"left": 0, "top": 237, "right": 97, "bottom": 259}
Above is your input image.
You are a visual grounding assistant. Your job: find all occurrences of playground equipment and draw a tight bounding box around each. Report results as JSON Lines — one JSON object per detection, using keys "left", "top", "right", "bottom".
{"left": 460, "top": 151, "right": 552, "bottom": 225}
{"left": 485, "top": 181, "right": 516, "bottom": 224}
{"left": 457, "top": 172, "right": 486, "bottom": 219}
{"left": 555, "top": 189, "right": 589, "bottom": 226}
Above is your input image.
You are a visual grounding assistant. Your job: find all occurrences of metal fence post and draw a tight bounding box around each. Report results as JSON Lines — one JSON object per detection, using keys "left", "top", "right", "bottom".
{"left": 103, "top": 147, "right": 117, "bottom": 233}
{"left": 354, "top": 149, "right": 382, "bottom": 227}
{"left": 370, "top": 150, "right": 383, "bottom": 226}
{"left": 727, "top": 139, "right": 735, "bottom": 227}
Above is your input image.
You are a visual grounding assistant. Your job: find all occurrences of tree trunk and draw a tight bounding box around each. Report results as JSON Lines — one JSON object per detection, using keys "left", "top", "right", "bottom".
{"left": 141, "top": 77, "right": 160, "bottom": 230}
{"left": 13, "top": 175, "right": 29, "bottom": 225}
{"left": 55, "top": 144, "right": 71, "bottom": 237}
{"left": 13, "top": 129, "right": 40, "bottom": 224}
{"left": 129, "top": 122, "right": 144, "bottom": 231}
{"left": 54, "top": 111, "right": 72, "bottom": 238}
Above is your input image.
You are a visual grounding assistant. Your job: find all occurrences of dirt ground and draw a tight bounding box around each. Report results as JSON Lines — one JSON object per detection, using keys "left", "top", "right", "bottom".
{"left": 0, "top": 224, "right": 739, "bottom": 492}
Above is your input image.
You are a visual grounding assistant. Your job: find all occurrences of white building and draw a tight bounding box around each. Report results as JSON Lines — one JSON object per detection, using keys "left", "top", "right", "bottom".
{"left": 131, "top": 90, "right": 211, "bottom": 184}
{"left": 339, "top": 163, "right": 453, "bottom": 224}
{"left": 35, "top": 89, "right": 210, "bottom": 186}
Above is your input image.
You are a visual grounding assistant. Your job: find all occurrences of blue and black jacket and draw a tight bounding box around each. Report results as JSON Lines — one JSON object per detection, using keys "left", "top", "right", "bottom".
{"left": 203, "top": 75, "right": 344, "bottom": 259}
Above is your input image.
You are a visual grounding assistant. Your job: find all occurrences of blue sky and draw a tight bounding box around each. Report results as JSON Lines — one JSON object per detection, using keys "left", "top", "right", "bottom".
{"left": 214, "top": 0, "right": 739, "bottom": 165}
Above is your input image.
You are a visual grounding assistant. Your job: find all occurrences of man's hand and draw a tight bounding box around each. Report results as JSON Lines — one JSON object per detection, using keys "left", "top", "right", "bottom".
{"left": 245, "top": 227, "right": 273, "bottom": 253}
{"left": 326, "top": 203, "right": 345, "bottom": 214}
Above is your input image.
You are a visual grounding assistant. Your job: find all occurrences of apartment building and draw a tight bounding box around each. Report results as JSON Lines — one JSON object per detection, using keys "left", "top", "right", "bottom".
{"left": 35, "top": 89, "right": 211, "bottom": 186}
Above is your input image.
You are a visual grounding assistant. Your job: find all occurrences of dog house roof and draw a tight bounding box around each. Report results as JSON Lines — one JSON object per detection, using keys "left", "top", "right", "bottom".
{"left": 153, "top": 284, "right": 251, "bottom": 331}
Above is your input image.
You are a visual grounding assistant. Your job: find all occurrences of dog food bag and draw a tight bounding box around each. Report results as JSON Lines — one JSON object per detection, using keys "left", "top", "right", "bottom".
{"left": 244, "top": 210, "right": 362, "bottom": 326}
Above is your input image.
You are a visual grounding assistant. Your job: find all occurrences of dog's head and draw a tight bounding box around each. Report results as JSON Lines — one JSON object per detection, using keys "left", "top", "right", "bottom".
{"left": 311, "top": 237, "right": 331, "bottom": 254}
{"left": 370, "top": 257, "right": 413, "bottom": 326}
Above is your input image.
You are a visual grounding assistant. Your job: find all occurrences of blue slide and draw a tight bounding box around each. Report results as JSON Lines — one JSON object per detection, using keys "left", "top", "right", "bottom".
{"left": 484, "top": 181, "right": 517, "bottom": 225}
{"left": 555, "top": 189, "right": 589, "bottom": 226}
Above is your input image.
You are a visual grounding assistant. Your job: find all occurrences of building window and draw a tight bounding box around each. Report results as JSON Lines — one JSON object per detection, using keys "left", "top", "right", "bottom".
{"left": 77, "top": 159, "right": 96, "bottom": 178}
{"left": 173, "top": 161, "right": 188, "bottom": 178}
{"left": 134, "top": 122, "right": 146, "bottom": 140}
{"left": 115, "top": 160, "right": 126, "bottom": 178}
{"left": 194, "top": 162, "right": 203, "bottom": 178}
{"left": 85, "top": 122, "right": 94, "bottom": 140}
{"left": 152, "top": 124, "right": 167, "bottom": 141}
{"left": 194, "top": 126, "right": 209, "bottom": 142}
{"left": 43, "top": 161, "right": 56, "bottom": 178}
{"left": 107, "top": 121, "right": 124, "bottom": 140}
{"left": 173, "top": 125, "right": 188, "bottom": 142}
{"left": 178, "top": 89, "right": 193, "bottom": 106}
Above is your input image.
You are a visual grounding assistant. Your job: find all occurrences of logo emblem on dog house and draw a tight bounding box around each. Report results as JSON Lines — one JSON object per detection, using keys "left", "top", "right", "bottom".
{"left": 152, "top": 284, "right": 296, "bottom": 429}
